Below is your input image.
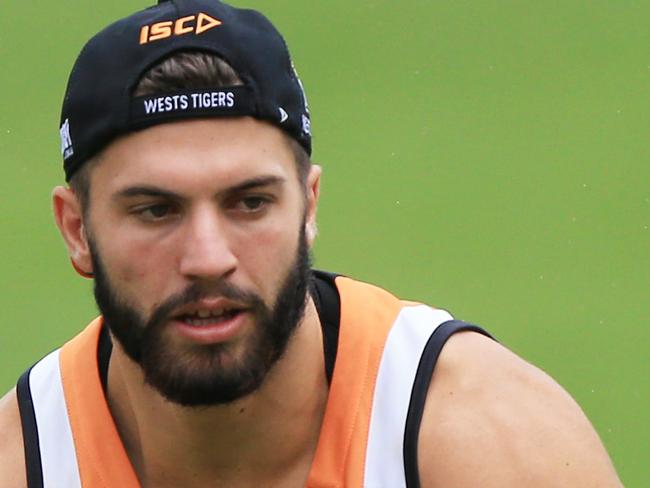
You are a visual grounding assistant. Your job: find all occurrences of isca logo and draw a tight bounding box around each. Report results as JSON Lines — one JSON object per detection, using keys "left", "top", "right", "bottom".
{"left": 139, "top": 13, "right": 222, "bottom": 44}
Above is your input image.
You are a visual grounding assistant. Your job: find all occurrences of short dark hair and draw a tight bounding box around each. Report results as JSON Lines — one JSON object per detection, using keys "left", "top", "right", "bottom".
{"left": 70, "top": 51, "right": 311, "bottom": 210}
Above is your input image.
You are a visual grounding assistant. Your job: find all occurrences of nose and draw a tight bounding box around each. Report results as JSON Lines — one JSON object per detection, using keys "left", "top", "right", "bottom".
{"left": 178, "top": 205, "right": 238, "bottom": 281}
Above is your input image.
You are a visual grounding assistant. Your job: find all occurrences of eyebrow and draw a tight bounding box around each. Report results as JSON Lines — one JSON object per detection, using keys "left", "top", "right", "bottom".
{"left": 226, "top": 175, "right": 286, "bottom": 193}
{"left": 112, "top": 175, "right": 286, "bottom": 201}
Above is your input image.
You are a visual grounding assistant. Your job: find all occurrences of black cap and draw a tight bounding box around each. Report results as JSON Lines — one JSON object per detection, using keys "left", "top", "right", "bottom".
{"left": 59, "top": 0, "right": 311, "bottom": 181}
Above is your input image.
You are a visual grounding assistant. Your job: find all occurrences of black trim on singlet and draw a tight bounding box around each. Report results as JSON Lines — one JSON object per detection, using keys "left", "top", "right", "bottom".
{"left": 310, "top": 270, "right": 341, "bottom": 384}
{"left": 97, "top": 323, "right": 113, "bottom": 393}
{"left": 403, "top": 320, "right": 495, "bottom": 488}
{"left": 16, "top": 367, "right": 44, "bottom": 488}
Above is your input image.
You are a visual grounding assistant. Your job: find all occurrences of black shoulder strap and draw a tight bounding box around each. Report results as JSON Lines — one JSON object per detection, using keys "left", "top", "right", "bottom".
{"left": 403, "top": 320, "right": 494, "bottom": 488}
{"left": 16, "top": 368, "right": 44, "bottom": 488}
{"left": 97, "top": 323, "right": 113, "bottom": 394}
{"left": 310, "top": 270, "right": 341, "bottom": 384}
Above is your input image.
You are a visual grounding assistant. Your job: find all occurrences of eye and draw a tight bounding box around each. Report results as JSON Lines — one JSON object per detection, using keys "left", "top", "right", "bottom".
{"left": 236, "top": 196, "right": 271, "bottom": 213}
{"left": 133, "top": 203, "right": 177, "bottom": 222}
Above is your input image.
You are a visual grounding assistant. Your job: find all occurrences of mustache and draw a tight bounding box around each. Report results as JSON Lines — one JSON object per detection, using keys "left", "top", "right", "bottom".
{"left": 147, "top": 280, "right": 266, "bottom": 329}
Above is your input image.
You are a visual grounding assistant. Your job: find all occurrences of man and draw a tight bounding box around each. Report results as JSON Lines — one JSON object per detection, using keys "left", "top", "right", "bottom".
{"left": 0, "top": 0, "right": 622, "bottom": 486}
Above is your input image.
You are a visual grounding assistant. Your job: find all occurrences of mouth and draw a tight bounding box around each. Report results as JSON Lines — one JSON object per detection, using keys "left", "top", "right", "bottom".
{"left": 177, "top": 307, "right": 243, "bottom": 327}
{"left": 170, "top": 301, "right": 250, "bottom": 344}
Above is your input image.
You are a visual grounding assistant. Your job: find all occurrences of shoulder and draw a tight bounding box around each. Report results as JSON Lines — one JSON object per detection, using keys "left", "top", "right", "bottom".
{"left": 418, "top": 331, "right": 622, "bottom": 487}
{"left": 0, "top": 388, "right": 27, "bottom": 488}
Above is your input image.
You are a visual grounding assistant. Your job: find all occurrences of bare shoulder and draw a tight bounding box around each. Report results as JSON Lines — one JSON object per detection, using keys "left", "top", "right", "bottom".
{"left": 418, "top": 331, "right": 622, "bottom": 488}
{"left": 0, "top": 389, "right": 27, "bottom": 488}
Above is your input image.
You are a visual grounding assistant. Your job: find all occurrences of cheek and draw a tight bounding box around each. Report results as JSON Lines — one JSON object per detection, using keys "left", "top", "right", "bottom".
{"left": 234, "top": 218, "right": 303, "bottom": 296}
{"left": 97, "top": 232, "right": 176, "bottom": 300}
{"left": 240, "top": 225, "right": 297, "bottom": 265}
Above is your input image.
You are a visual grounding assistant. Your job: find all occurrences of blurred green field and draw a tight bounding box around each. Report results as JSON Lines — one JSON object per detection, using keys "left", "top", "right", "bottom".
{"left": 1, "top": 1, "right": 648, "bottom": 485}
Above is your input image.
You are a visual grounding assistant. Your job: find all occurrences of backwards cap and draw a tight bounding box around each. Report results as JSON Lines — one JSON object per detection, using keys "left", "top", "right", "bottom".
{"left": 59, "top": 0, "right": 311, "bottom": 181}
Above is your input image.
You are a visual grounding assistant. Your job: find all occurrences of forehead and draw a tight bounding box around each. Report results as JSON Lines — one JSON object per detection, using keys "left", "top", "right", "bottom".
{"left": 88, "top": 117, "right": 298, "bottom": 194}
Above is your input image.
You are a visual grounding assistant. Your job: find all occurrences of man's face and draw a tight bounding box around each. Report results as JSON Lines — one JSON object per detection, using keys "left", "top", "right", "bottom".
{"left": 79, "top": 118, "right": 318, "bottom": 406}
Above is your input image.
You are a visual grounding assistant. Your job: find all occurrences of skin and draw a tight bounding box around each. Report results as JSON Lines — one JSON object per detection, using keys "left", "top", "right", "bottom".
{"left": 0, "top": 389, "right": 25, "bottom": 488}
{"left": 0, "top": 117, "right": 622, "bottom": 487}
{"left": 419, "top": 332, "right": 623, "bottom": 487}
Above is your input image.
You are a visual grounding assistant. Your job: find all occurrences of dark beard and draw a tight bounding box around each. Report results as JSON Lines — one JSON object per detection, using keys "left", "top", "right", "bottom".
{"left": 90, "top": 229, "right": 312, "bottom": 407}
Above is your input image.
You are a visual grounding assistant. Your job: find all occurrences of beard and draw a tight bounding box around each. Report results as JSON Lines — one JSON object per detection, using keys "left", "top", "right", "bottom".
{"left": 89, "top": 227, "right": 312, "bottom": 407}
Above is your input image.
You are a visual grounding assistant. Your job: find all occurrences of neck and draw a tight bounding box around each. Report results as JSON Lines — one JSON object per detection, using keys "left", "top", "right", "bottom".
{"left": 106, "top": 298, "right": 328, "bottom": 488}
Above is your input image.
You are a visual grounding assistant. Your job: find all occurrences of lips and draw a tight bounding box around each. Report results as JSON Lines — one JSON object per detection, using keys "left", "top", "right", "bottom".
{"left": 178, "top": 307, "right": 242, "bottom": 327}
{"left": 170, "top": 299, "right": 250, "bottom": 344}
{"left": 173, "top": 298, "right": 247, "bottom": 324}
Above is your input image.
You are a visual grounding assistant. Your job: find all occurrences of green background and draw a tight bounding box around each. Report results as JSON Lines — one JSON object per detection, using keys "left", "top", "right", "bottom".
{"left": 1, "top": 1, "right": 648, "bottom": 485}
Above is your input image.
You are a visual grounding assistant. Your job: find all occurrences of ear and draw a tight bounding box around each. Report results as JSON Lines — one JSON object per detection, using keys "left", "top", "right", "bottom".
{"left": 304, "top": 164, "right": 322, "bottom": 247}
{"left": 52, "top": 186, "right": 93, "bottom": 277}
